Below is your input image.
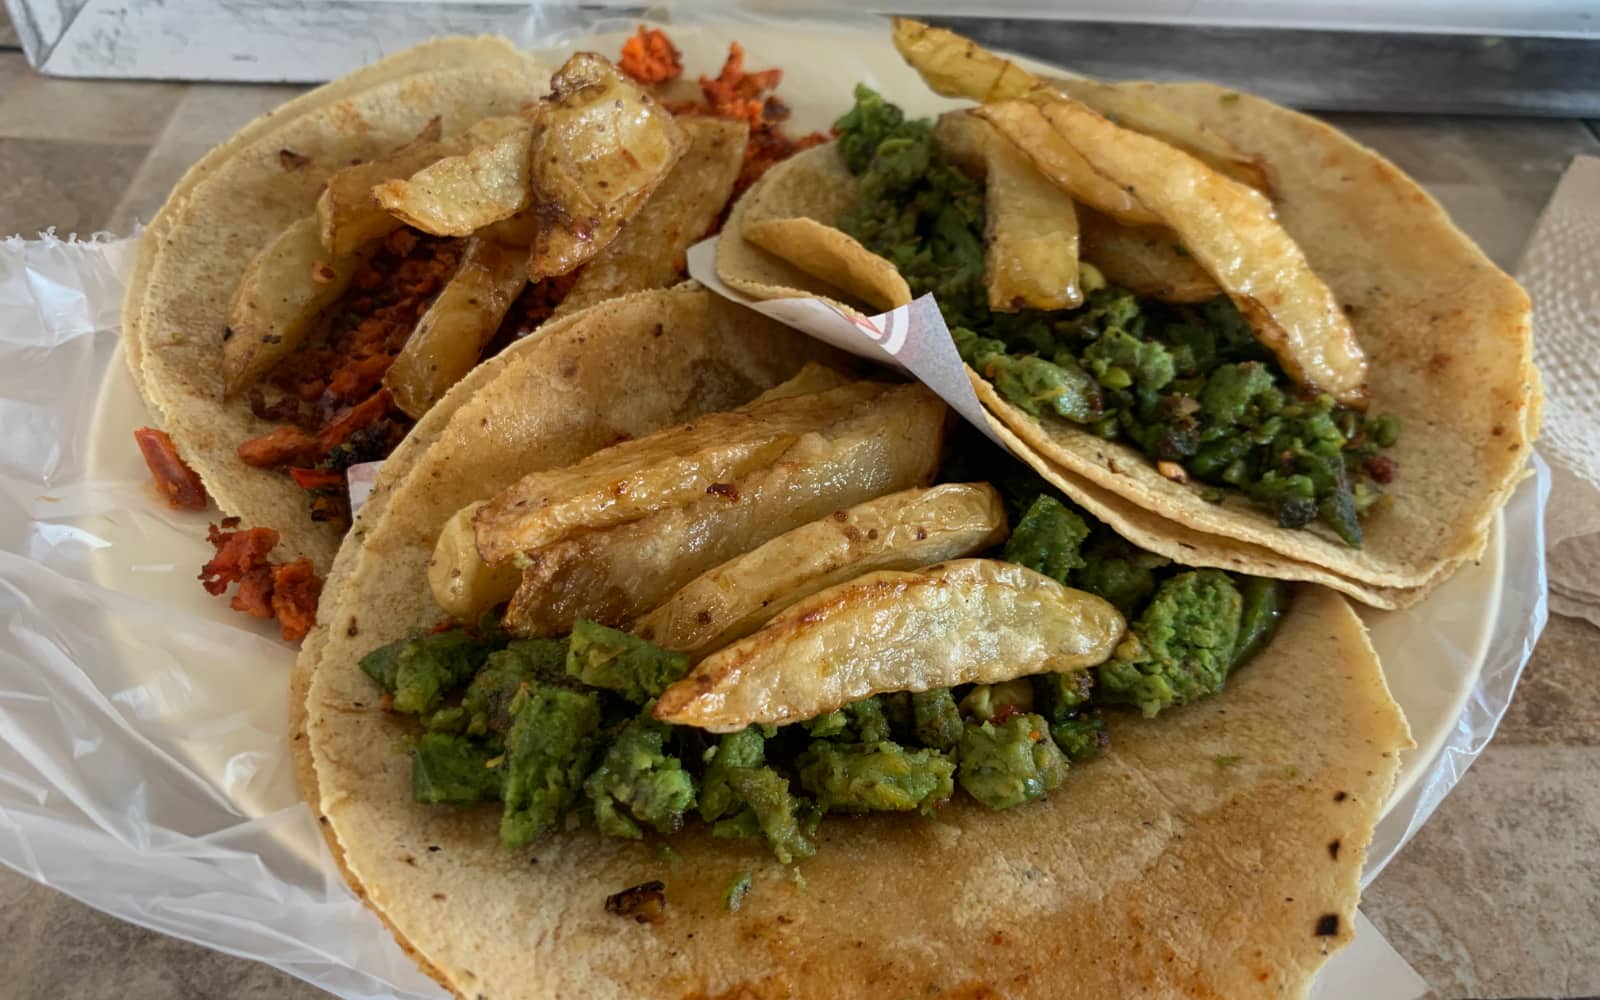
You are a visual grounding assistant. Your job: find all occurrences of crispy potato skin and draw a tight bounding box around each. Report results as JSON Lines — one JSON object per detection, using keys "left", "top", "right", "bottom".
{"left": 500, "top": 383, "right": 948, "bottom": 637}
{"left": 474, "top": 380, "right": 890, "bottom": 565}
{"left": 634, "top": 482, "right": 1010, "bottom": 659}
{"left": 222, "top": 217, "right": 367, "bottom": 399}
{"left": 654, "top": 558, "right": 1125, "bottom": 732}
{"left": 526, "top": 54, "right": 687, "bottom": 281}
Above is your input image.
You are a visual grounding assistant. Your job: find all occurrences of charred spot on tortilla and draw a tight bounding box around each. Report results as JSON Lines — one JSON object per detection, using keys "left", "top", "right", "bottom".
{"left": 1315, "top": 914, "right": 1340, "bottom": 937}
{"left": 606, "top": 880, "right": 667, "bottom": 924}
{"left": 278, "top": 148, "right": 312, "bottom": 170}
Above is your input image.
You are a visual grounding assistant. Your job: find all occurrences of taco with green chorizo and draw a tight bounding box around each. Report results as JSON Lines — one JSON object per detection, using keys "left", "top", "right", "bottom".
{"left": 126, "top": 29, "right": 823, "bottom": 639}
{"left": 301, "top": 284, "right": 1410, "bottom": 1000}
{"left": 714, "top": 19, "right": 1538, "bottom": 610}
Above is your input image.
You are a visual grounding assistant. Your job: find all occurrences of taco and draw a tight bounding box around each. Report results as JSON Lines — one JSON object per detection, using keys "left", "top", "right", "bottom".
{"left": 714, "top": 20, "right": 1537, "bottom": 609}
{"left": 126, "top": 30, "right": 823, "bottom": 639}
{"left": 302, "top": 285, "right": 1410, "bottom": 999}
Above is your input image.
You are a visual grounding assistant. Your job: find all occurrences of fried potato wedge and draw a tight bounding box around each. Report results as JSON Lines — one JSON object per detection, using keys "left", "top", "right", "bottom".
{"left": 316, "top": 117, "right": 445, "bottom": 256}
{"left": 974, "top": 102, "right": 1158, "bottom": 226}
{"left": 1038, "top": 100, "right": 1370, "bottom": 405}
{"left": 893, "top": 17, "right": 1267, "bottom": 194}
{"left": 635, "top": 483, "right": 1009, "bottom": 660}
{"left": 527, "top": 53, "right": 687, "bottom": 282}
{"left": 474, "top": 380, "right": 891, "bottom": 566}
{"left": 1078, "top": 207, "right": 1222, "bottom": 303}
{"left": 429, "top": 501, "right": 523, "bottom": 620}
{"left": 742, "top": 216, "right": 913, "bottom": 313}
{"left": 383, "top": 236, "right": 528, "bottom": 419}
{"left": 654, "top": 559, "right": 1125, "bottom": 732}
{"left": 429, "top": 364, "right": 857, "bottom": 621}
{"left": 1056, "top": 78, "right": 1270, "bottom": 194}
{"left": 933, "top": 111, "right": 1082, "bottom": 311}
{"left": 554, "top": 116, "right": 747, "bottom": 318}
{"left": 223, "top": 216, "right": 367, "bottom": 398}
{"left": 373, "top": 116, "right": 535, "bottom": 236}
{"left": 891, "top": 16, "right": 1052, "bottom": 106}
{"left": 318, "top": 115, "right": 527, "bottom": 254}
{"left": 977, "top": 119, "right": 1083, "bottom": 312}
{"left": 501, "top": 384, "right": 947, "bottom": 636}
{"left": 751, "top": 361, "right": 852, "bottom": 402}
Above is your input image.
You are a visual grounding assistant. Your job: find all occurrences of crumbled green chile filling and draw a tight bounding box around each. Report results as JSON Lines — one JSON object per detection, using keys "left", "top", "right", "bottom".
{"left": 834, "top": 85, "right": 1401, "bottom": 546}
{"left": 363, "top": 446, "right": 1289, "bottom": 859}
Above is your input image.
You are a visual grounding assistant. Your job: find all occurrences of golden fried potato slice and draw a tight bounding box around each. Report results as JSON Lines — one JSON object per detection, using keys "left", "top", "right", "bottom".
{"left": 937, "top": 111, "right": 1082, "bottom": 312}
{"left": 653, "top": 558, "right": 1125, "bottom": 732}
{"left": 891, "top": 16, "right": 1052, "bottom": 105}
{"left": 223, "top": 216, "right": 368, "bottom": 398}
{"left": 372, "top": 116, "right": 535, "bottom": 236}
{"left": 429, "top": 364, "right": 858, "bottom": 621}
{"left": 501, "top": 384, "right": 947, "bottom": 636}
{"left": 974, "top": 102, "right": 1158, "bottom": 226}
{"left": 554, "top": 116, "right": 748, "bottom": 318}
{"left": 1078, "top": 207, "right": 1222, "bottom": 304}
{"left": 893, "top": 18, "right": 1267, "bottom": 194}
{"left": 383, "top": 236, "right": 528, "bottom": 420}
{"left": 527, "top": 53, "right": 687, "bottom": 282}
{"left": 428, "top": 501, "right": 523, "bottom": 620}
{"left": 316, "top": 116, "right": 444, "bottom": 256}
{"left": 750, "top": 361, "right": 852, "bottom": 402}
{"left": 318, "top": 116, "right": 528, "bottom": 255}
{"left": 1056, "top": 78, "right": 1270, "bottom": 194}
{"left": 1038, "top": 100, "right": 1370, "bottom": 406}
{"left": 634, "top": 483, "right": 1009, "bottom": 660}
{"left": 474, "top": 380, "right": 891, "bottom": 566}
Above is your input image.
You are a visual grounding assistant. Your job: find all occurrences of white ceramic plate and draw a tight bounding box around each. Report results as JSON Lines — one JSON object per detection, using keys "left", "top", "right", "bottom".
{"left": 85, "top": 19, "right": 1497, "bottom": 849}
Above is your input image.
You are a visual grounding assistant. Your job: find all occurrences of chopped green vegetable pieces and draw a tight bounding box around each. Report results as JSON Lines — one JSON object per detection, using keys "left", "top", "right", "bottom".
{"left": 1232, "top": 577, "right": 1289, "bottom": 667}
{"left": 723, "top": 767, "right": 815, "bottom": 864}
{"left": 499, "top": 685, "right": 602, "bottom": 848}
{"left": 911, "top": 688, "right": 964, "bottom": 751}
{"left": 566, "top": 620, "right": 689, "bottom": 705}
{"left": 959, "top": 679, "right": 1035, "bottom": 723}
{"left": 1049, "top": 714, "right": 1109, "bottom": 763}
{"left": 584, "top": 714, "right": 696, "bottom": 839}
{"left": 725, "top": 871, "right": 754, "bottom": 912}
{"left": 461, "top": 638, "right": 569, "bottom": 738}
{"left": 1070, "top": 536, "right": 1169, "bottom": 615}
{"left": 1033, "top": 669, "right": 1094, "bottom": 724}
{"left": 409, "top": 732, "right": 502, "bottom": 805}
{"left": 362, "top": 628, "right": 500, "bottom": 715}
{"left": 1083, "top": 328, "right": 1175, "bottom": 393}
{"left": 699, "top": 727, "right": 768, "bottom": 824}
{"left": 957, "top": 714, "right": 1069, "bottom": 810}
{"left": 1097, "top": 570, "right": 1244, "bottom": 718}
{"left": 797, "top": 741, "right": 955, "bottom": 815}
{"left": 1003, "top": 495, "right": 1089, "bottom": 583}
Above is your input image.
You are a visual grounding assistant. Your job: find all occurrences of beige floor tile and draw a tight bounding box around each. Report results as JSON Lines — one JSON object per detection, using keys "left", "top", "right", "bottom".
{"left": 1496, "top": 613, "right": 1600, "bottom": 747}
{"left": 0, "top": 137, "right": 148, "bottom": 236}
{"left": 0, "top": 5, "right": 15, "bottom": 48}
{"left": 0, "top": 867, "right": 323, "bottom": 999}
{"left": 0, "top": 71, "right": 186, "bottom": 144}
{"left": 0, "top": 51, "right": 25, "bottom": 94}
{"left": 1365, "top": 743, "right": 1600, "bottom": 997}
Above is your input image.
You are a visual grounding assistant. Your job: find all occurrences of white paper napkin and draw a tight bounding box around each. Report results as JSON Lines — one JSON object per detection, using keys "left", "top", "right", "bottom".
{"left": 1517, "top": 155, "right": 1600, "bottom": 626}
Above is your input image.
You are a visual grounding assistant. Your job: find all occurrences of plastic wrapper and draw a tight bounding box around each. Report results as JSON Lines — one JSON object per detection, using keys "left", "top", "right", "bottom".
{"left": 0, "top": 8, "right": 1547, "bottom": 997}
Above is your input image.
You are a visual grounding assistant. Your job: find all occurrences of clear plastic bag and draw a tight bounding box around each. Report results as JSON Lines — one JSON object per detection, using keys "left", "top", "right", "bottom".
{"left": 0, "top": 10, "right": 1548, "bottom": 996}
